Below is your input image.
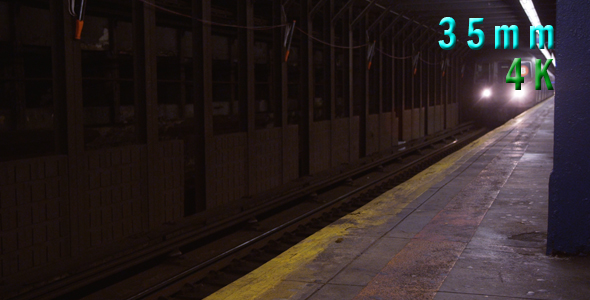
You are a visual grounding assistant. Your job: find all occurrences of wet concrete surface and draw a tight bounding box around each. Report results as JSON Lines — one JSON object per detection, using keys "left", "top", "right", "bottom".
{"left": 206, "top": 99, "right": 590, "bottom": 300}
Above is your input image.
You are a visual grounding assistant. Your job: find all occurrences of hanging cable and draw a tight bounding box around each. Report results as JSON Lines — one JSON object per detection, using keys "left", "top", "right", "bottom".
{"left": 68, "top": 0, "right": 77, "bottom": 17}
{"left": 419, "top": 57, "right": 437, "bottom": 66}
{"left": 367, "top": 40, "right": 376, "bottom": 69}
{"left": 284, "top": 21, "right": 296, "bottom": 62}
{"left": 137, "top": 0, "right": 431, "bottom": 62}
{"left": 138, "top": 0, "right": 288, "bottom": 30}
{"left": 375, "top": 47, "right": 412, "bottom": 60}
{"left": 296, "top": 27, "right": 368, "bottom": 49}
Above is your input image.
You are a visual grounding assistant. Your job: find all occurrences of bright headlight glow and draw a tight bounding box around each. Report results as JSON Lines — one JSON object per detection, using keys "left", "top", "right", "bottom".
{"left": 513, "top": 89, "right": 526, "bottom": 99}
{"left": 482, "top": 89, "right": 492, "bottom": 98}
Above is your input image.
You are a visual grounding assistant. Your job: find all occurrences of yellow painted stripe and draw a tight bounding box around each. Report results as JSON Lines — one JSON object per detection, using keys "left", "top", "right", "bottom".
{"left": 204, "top": 99, "right": 552, "bottom": 300}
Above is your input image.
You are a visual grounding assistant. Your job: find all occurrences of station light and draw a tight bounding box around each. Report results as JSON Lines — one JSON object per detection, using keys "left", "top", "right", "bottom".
{"left": 519, "top": 0, "right": 555, "bottom": 66}
{"left": 482, "top": 88, "right": 492, "bottom": 98}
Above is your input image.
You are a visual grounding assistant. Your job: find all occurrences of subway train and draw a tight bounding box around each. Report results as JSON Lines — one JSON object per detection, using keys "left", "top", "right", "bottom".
{"left": 470, "top": 50, "right": 555, "bottom": 125}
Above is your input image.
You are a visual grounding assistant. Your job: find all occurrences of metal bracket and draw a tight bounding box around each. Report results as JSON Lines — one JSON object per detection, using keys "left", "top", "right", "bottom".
{"left": 413, "top": 28, "right": 434, "bottom": 49}
{"left": 401, "top": 24, "right": 423, "bottom": 44}
{"left": 391, "top": 18, "right": 415, "bottom": 41}
{"left": 350, "top": 0, "right": 377, "bottom": 28}
{"left": 332, "top": 0, "right": 355, "bottom": 23}
{"left": 310, "top": 0, "right": 329, "bottom": 17}
{"left": 379, "top": 12, "right": 405, "bottom": 39}
{"left": 427, "top": 32, "right": 445, "bottom": 51}
{"left": 367, "top": 2, "right": 397, "bottom": 33}
{"left": 419, "top": 30, "right": 438, "bottom": 50}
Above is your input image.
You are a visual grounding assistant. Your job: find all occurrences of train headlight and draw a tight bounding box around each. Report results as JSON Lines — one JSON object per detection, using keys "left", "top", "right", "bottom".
{"left": 482, "top": 88, "right": 492, "bottom": 98}
{"left": 512, "top": 88, "right": 526, "bottom": 99}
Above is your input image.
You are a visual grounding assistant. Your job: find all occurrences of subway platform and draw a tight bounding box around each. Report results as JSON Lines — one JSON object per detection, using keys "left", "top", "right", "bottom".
{"left": 205, "top": 97, "right": 590, "bottom": 300}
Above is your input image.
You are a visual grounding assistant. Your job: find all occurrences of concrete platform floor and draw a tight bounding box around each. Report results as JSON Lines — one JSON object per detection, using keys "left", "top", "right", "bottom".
{"left": 205, "top": 97, "right": 590, "bottom": 300}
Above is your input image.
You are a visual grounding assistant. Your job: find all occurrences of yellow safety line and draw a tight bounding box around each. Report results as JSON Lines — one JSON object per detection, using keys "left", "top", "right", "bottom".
{"left": 204, "top": 98, "right": 553, "bottom": 300}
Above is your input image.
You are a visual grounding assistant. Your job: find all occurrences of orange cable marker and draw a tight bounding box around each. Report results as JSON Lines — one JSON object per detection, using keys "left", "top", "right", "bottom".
{"left": 285, "top": 20, "right": 296, "bottom": 62}
{"left": 75, "top": 0, "right": 87, "bottom": 40}
{"left": 367, "top": 40, "right": 376, "bottom": 70}
{"left": 75, "top": 20, "right": 84, "bottom": 40}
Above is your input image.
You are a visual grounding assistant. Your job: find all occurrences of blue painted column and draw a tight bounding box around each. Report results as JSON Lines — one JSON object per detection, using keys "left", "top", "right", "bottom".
{"left": 547, "top": 0, "right": 590, "bottom": 255}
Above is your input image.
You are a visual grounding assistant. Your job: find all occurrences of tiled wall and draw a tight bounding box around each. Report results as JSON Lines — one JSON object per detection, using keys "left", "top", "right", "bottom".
{"left": 380, "top": 113, "right": 393, "bottom": 152}
{"left": 283, "top": 125, "right": 299, "bottom": 182}
{"left": 310, "top": 120, "right": 331, "bottom": 174}
{"left": 366, "top": 114, "right": 380, "bottom": 156}
{"left": 81, "top": 146, "right": 148, "bottom": 249}
{"left": 331, "top": 118, "right": 350, "bottom": 167}
{"left": 252, "top": 128, "right": 282, "bottom": 195}
{"left": 153, "top": 140, "right": 184, "bottom": 226}
{"left": 212, "top": 133, "right": 248, "bottom": 207}
{"left": 0, "top": 156, "right": 69, "bottom": 278}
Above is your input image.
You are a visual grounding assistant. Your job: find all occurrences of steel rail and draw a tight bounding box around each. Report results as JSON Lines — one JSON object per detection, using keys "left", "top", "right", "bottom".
{"left": 126, "top": 123, "right": 484, "bottom": 300}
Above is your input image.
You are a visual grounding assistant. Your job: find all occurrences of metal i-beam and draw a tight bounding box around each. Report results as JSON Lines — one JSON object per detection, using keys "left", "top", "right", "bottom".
{"left": 367, "top": 2, "right": 397, "bottom": 33}
{"left": 283, "top": 0, "right": 295, "bottom": 9}
{"left": 457, "top": 46, "right": 471, "bottom": 59}
{"left": 332, "top": 0, "right": 355, "bottom": 23}
{"left": 368, "top": 0, "right": 439, "bottom": 37}
{"left": 310, "top": 0, "right": 329, "bottom": 17}
{"left": 351, "top": 0, "right": 377, "bottom": 28}
{"left": 410, "top": 27, "right": 433, "bottom": 48}
{"left": 391, "top": 18, "right": 414, "bottom": 41}
{"left": 378, "top": 12, "right": 404, "bottom": 39}
{"left": 401, "top": 23, "right": 423, "bottom": 43}
{"left": 418, "top": 30, "right": 438, "bottom": 49}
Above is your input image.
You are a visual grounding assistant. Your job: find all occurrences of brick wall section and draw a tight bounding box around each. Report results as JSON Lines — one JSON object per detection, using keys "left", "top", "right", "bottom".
{"left": 212, "top": 133, "right": 247, "bottom": 207}
{"left": 435, "top": 105, "right": 443, "bottom": 132}
{"left": 0, "top": 156, "right": 69, "bottom": 279}
{"left": 380, "top": 113, "right": 392, "bottom": 152}
{"left": 454, "top": 103, "right": 459, "bottom": 126}
{"left": 419, "top": 107, "right": 425, "bottom": 137}
{"left": 402, "top": 109, "right": 413, "bottom": 142}
{"left": 366, "top": 114, "right": 380, "bottom": 156}
{"left": 252, "top": 128, "right": 282, "bottom": 195}
{"left": 392, "top": 115, "right": 399, "bottom": 147}
{"left": 350, "top": 117, "right": 360, "bottom": 161}
{"left": 310, "top": 120, "right": 331, "bottom": 174}
{"left": 411, "top": 108, "right": 421, "bottom": 140}
{"left": 153, "top": 140, "right": 184, "bottom": 226}
{"left": 283, "top": 125, "right": 299, "bottom": 182}
{"left": 427, "top": 106, "right": 436, "bottom": 135}
{"left": 331, "top": 118, "right": 350, "bottom": 167}
{"left": 81, "top": 146, "right": 147, "bottom": 249}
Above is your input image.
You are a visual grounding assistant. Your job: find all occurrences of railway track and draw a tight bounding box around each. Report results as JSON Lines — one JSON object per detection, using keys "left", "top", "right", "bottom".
{"left": 66, "top": 122, "right": 486, "bottom": 300}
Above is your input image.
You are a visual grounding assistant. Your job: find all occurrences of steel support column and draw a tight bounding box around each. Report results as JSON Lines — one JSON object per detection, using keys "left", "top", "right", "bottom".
{"left": 50, "top": 0, "right": 82, "bottom": 256}
{"left": 192, "top": 0, "right": 213, "bottom": 213}
{"left": 548, "top": 0, "right": 590, "bottom": 255}
{"left": 133, "top": 0, "right": 158, "bottom": 229}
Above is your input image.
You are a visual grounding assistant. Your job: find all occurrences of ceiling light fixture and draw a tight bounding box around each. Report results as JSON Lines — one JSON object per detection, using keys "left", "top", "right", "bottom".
{"left": 519, "top": 0, "right": 555, "bottom": 66}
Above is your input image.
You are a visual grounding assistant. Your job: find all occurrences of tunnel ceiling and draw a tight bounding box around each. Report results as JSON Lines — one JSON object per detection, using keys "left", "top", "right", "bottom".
{"left": 368, "top": 0, "right": 556, "bottom": 47}
{"left": 350, "top": 0, "right": 556, "bottom": 60}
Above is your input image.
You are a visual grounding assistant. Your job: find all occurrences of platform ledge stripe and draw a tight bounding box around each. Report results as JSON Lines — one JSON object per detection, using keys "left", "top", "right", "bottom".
{"left": 204, "top": 98, "right": 551, "bottom": 300}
